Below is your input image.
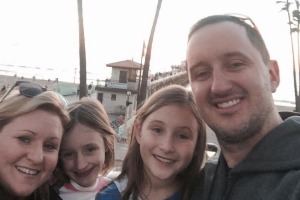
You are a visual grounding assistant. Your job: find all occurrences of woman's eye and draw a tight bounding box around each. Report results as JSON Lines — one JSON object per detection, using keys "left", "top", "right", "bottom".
{"left": 152, "top": 128, "right": 163, "bottom": 134}
{"left": 44, "top": 143, "right": 58, "bottom": 151}
{"left": 17, "top": 136, "right": 31, "bottom": 144}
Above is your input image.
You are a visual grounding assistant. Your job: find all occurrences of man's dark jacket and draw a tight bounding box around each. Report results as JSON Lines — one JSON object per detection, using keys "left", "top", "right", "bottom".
{"left": 191, "top": 112, "right": 300, "bottom": 200}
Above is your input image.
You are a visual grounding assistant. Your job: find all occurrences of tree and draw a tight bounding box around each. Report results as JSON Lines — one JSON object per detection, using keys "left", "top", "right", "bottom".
{"left": 277, "top": 0, "right": 300, "bottom": 111}
{"left": 138, "top": 0, "right": 162, "bottom": 105}
{"left": 77, "top": 0, "right": 87, "bottom": 99}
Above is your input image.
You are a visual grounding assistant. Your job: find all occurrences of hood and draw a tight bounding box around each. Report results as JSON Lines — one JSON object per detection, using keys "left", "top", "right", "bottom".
{"left": 232, "top": 114, "right": 300, "bottom": 174}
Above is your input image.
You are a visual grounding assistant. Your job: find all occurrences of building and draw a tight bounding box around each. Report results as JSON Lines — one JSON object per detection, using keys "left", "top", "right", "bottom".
{"left": 95, "top": 59, "right": 142, "bottom": 117}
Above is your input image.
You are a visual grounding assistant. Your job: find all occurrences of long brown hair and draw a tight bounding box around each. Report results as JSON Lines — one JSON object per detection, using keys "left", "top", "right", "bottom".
{"left": 117, "top": 84, "right": 206, "bottom": 200}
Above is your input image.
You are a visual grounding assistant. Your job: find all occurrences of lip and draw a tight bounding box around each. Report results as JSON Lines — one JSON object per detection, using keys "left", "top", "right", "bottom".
{"left": 16, "top": 166, "right": 40, "bottom": 176}
{"left": 154, "top": 154, "right": 175, "bottom": 163}
{"left": 74, "top": 167, "right": 94, "bottom": 178}
{"left": 217, "top": 98, "right": 241, "bottom": 108}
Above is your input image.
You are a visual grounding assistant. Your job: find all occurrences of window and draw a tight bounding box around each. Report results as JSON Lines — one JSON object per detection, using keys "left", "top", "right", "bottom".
{"left": 111, "top": 94, "right": 116, "bottom": 101}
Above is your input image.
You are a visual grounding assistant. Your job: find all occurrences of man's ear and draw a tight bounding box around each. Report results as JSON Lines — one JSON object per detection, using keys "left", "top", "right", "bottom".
{"left": 269, "top": 59, "right": 280, "bottom": 93}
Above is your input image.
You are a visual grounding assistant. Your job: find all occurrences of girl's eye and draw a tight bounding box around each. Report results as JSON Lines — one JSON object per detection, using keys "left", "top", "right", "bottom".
{"left": 17, "top": 136, "right": 31, "bottom": 144}
{"left": 86, "top": 147, "right": 97, "bottom": 153}
{"left": 61, "top": 152, "right": 74, "bottom": 160}
{"left": 178, "top": 133, "right": 189, "bottom": 140}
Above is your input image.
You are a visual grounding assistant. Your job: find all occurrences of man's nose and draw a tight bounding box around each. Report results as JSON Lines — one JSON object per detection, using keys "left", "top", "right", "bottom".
{"left": 211, "top": 70, "right": 233, "bottom": 94}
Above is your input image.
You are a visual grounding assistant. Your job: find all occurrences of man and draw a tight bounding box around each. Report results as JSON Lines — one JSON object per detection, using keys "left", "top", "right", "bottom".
{"left": 186, "top": 14, "right": 300, "bottom": 200}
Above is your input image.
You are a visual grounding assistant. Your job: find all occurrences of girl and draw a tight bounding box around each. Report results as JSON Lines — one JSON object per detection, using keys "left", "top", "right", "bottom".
{"left": 54, "top": 97, "right": 115, "bottom": 200}
{"left": 96, "top": 84, "right": 206, "bottom": 200}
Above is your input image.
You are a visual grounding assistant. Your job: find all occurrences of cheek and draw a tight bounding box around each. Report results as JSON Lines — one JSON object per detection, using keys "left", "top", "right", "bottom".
{"left": 97, "top": 151, "right": 106, "bottom": 167}
{"left": 183, "top": 148, "right": 196, "bottom": 166}
{"left": 62, "top": 160, "right": 73, "bottom": 171}
{"left": 45, "top": 154, "right": 59, "bottom": 173}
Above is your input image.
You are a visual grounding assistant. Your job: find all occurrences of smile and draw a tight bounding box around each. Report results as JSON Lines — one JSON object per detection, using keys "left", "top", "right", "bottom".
{"left": 75, "top": 168, "right": 93, "bottom": 178}
{"left": 17, "top": 166, "right": 39, "bottom": 175}
{"left": 154, "top": 155, "right": 175, "bottom": 163}
{"left": 217, "top": 99, "right": 240, "bottom": 108}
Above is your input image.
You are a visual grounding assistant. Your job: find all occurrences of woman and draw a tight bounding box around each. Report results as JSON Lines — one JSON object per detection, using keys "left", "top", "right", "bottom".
{"left": 0, "top": 81, "right": 70, "bottom": 200}
{"left": 96, "top": 84, "right": 207, "bottom": 200}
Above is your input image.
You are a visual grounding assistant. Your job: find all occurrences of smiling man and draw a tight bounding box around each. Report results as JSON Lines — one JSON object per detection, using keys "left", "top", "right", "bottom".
{"left": 186, "top": 14, "right": 300, "bottom": 200}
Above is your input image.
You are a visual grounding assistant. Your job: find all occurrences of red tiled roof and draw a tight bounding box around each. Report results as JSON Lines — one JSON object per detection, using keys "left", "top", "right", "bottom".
{"left": 106, "top": 60, "right": 142, "bottom": 69}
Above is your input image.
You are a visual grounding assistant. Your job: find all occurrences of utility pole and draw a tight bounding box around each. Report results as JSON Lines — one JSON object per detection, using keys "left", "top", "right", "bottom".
{"left": 138, "top": 0, "right": 162, "bottom": 105}
{"left": 77, "top": 0, "right": 87, "bottom": 99}
{"left": 137, "top": 41, "right": 145, "bottom": 105}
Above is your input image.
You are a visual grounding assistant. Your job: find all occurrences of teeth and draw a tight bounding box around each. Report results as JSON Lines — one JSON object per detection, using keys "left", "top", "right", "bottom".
{"left": 17, "top": 167, "right": 39, "bottom": 175}
{"left": 218, "top": 99, "right": 240, "bottom": 108}
{"left": 155, "top": 155, "right": 173, "bottom": 163}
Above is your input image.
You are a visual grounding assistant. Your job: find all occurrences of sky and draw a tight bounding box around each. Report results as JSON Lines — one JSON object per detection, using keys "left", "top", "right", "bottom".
{"left": 0, "top": 0, "right": 296, "bottom": 102}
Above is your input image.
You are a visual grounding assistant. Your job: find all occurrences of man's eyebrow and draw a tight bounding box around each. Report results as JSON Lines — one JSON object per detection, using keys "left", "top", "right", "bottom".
{"left": 223, "top": 51, "right": 249, "bottom": 59}
{"left": 188, "top": 61, "right": 210, "bottom": 71}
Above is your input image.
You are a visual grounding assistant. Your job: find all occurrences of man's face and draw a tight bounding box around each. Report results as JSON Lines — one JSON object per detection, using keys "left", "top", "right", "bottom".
{"left": 186, "top": 22, "right": 279, "bottom": 144}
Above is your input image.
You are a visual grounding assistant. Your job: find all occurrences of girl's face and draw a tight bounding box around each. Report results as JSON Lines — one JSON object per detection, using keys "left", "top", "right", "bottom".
{"left": 0, "top": 109, "right": 63, "bottom": 197}
{"left": 136, "top": 104, "right": 199, "bottom": 185}
{"left": 60, "top": 123, "right": 106, "bottom": 187}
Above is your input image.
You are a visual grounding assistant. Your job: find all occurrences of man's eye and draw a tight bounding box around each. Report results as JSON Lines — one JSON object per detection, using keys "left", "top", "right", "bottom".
{"left": 193, "top": 70, "right": 211, "bottom": 81}
{"left": 229, "top": 62, "right": 244, "bottom": 70}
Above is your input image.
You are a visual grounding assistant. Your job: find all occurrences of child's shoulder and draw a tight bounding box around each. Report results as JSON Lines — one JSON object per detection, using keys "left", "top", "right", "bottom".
{"left": 96, "top": 182, "right": 121, "bottom": 200}
{"left": 98, "top": 176, "right": 111, "bottom": 191}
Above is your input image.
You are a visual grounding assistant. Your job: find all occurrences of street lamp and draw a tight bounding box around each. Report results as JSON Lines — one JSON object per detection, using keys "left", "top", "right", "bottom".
{"left": 124, "top": 91, "right": 132, "bottom": 141}
{"left": 126, "top": 91, "right": 132, "bottom": 106}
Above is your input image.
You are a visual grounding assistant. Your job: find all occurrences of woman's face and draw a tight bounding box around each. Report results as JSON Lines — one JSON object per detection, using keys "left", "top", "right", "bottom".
{"left": 60, "top": 123, "right": 106, "bottom": 187}
{"left": 0, "top": 109, "right": 63, "bottom": 197}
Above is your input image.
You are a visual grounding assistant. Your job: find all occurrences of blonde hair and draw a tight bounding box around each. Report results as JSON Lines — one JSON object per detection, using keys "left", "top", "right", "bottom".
{"left": 0, "top": 90, "right": 70, "bottom": 131}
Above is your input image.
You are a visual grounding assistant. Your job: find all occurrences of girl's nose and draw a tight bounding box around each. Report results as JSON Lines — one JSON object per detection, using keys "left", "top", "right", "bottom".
{"left": 159, "top": 135, "right": 175, "bottom": 152}
{"left": 75, "top": 154, "right": 88, "bottom": 170}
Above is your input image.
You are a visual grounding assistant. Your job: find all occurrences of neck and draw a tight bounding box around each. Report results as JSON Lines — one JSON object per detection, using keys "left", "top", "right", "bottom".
{"left": 141, "top": 178, "right": 180, "bottom": 200}
{"left": 220, "top": 113, "right": 283, "bottom": 168}
{"left": 0, "top": 184, "right": 24, "bottom": 200}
